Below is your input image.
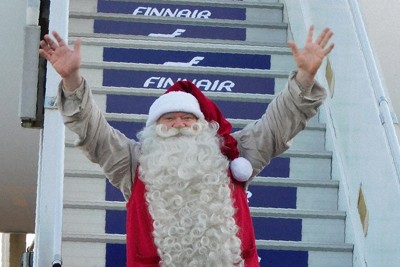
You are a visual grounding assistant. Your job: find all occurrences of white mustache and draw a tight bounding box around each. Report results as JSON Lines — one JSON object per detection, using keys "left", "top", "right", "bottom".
{"left": 155, "top": 122, "right": 204, "bottom": 138}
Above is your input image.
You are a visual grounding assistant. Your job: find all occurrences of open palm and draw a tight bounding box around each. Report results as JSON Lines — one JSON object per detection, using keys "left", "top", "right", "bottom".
{"left": 288, "top": 25, "right": 334, "bottom": 85}
{"left": 39, "top": 31, "right": 81, "bottom": 79}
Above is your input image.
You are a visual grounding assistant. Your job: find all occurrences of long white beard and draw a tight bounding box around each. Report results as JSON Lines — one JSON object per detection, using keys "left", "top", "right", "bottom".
{"left": 138, "top": 120, "right": 243, "bottom": 267}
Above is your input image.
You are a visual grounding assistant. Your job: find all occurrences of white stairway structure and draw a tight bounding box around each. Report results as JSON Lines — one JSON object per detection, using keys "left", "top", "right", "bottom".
{"left": 60, "top": 0, "right": 354, "bottom": 266}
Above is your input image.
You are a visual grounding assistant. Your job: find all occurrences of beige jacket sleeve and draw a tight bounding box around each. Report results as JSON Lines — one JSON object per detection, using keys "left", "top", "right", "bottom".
{"left": 232, "top": 72, "right": 327, "bottom": 184}
{"left": 57, "top": 79, "right": 140, "bottom": 200}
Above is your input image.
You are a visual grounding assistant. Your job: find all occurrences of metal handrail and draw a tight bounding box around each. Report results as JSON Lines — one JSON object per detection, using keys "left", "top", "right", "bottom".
{"left": 348, "top": 0, "right": 400, "bottom": 184}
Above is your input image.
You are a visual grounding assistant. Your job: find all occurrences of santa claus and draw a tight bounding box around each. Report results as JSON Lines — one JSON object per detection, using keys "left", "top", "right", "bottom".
{"left": 40, "top": 26, "right": 334, "bottom": 267}
{"left": 128, "top": 81, "right": 257, "bottom": 266}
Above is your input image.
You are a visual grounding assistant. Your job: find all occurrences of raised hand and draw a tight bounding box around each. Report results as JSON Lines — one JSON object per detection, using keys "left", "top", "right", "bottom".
{"left": 288, "top": 25, "right": 334, "bottom": 88}
{"left": 39, "top": 31, "right": 82, "bottom": 91}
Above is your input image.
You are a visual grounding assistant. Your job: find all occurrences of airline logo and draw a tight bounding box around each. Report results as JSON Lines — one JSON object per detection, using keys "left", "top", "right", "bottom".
{"left": 103, "top": 48, "right": 271, "bottom": 70}
{"left": 97, "top": 1, "right": 246, "bottom": 20}
{"left": 163, "top": 56, "right": 205, "bottom": 67}
{"left": 94, "top": 21, "right": 246, "bottom": 41}
{"left": 148, "top": 29, "right": 186, "bottom": 38}
{"left": 132, "top": 6, "right": 212, "bottom": 19}
{"left": 94, "top": 2, "right": 247, "bottom": 40}
{"left": 143, "top": 76, "right": 235, "bottom": 92}
{"left": 103, "top": 70, "right": 275, "bottom": 94}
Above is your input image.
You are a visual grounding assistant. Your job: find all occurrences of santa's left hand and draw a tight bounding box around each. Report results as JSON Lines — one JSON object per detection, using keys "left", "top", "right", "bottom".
{"left": 288, "top": 25, "right": 334, "bottom": 88}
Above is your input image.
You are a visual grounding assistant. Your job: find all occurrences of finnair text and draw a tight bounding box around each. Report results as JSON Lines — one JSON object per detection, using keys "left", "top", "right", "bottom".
{"left": 144, "top": 77, "right": 235, "bottom": 92}
{"left": 133, "top": 7, "right": 212, "bottom": 19}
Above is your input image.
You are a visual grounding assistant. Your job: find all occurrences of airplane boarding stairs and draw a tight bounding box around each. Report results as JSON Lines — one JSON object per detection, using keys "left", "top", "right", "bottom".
{"left": 60, "top": 0, "right": 354, "bottom": 266}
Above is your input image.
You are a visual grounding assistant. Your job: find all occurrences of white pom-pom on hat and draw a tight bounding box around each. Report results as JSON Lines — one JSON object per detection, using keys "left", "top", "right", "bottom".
{"left": 230, "top": 157, "right": 253, "bottom": 182}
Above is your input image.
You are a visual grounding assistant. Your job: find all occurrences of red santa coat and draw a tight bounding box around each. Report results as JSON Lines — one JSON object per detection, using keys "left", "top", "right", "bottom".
{"left": 126, "top": 169, "right": 259, "bottom": 267}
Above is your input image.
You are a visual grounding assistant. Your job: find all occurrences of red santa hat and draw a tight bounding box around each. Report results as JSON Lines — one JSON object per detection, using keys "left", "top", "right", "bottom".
{"left": 146, "top": 80, "right": 253, "bottom": 182}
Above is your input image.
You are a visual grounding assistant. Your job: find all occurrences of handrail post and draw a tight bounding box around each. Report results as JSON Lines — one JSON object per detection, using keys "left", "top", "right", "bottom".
{"left": 33, "top": 0, "right": 69, "bottom": 266}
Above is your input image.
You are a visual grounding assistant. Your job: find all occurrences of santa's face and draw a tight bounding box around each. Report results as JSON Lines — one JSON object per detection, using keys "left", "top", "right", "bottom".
{"left": 156, "top": 112, "right": 198, "bottom": 129}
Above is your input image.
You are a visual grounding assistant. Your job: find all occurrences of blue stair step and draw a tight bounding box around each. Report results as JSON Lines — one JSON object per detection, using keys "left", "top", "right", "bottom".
{"left": 106, "top": 94, "right": 271, "bottom": 120}
{"left": 64, "top": 134, "right": 332, "bottom": 181}
{"left": 69, "top": 11, "right": 288, "bottom": 45}
{"left": 63, "top": 199, "right": 345, "bottom": 244}
{"left": 103, "top": 48, "right": 272, "bottom": 70}
{"left": 62, "top": 233, "right": 353, "bottom": 267}
{"left": 250, "top": 208, "right": 345, "bottom": 243}
{"left": 100, "top": 207, "right": 345, "bottom": 243}
{"left": 248, "top": 177, "right": 339, "bottom": 211}
{"left": 256, "top": 240, "right": 353, "bottom": 267}
{"left": 79, "top": 61, "right": 289, "bottom": 95}
{"left": 76, "top": 37, "right": 296, "bottom": 72}
{"left": 102, "top": 244, "right": 309, "bottom": 267}
{"left": 103, "top": 176, "right": 339, "bottom": 211}
{"left": 103, "top": 241, "right": 354, "bottom": 267}
{"left": 70, "top": 0, "right": 284, "bottom": 24}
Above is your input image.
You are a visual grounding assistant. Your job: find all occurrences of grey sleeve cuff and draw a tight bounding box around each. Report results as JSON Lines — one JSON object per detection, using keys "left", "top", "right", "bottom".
{"left": 62, "top": 79, "right": 85, "bottom": 100}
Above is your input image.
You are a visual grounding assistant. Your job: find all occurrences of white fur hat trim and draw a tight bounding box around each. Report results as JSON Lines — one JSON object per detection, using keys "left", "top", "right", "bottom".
{"left": 230, "top": 157, "right": 253, "bottom": 182}
{"left": 146, "top": 91, "right": 205, "bottom": 126}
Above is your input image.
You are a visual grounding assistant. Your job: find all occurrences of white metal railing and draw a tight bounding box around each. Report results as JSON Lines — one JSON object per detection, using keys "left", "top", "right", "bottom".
{"left": 347, "top": 0, "right": 400, "bottom": 185}
{"left": 33, "top": 0, "right": 69, "bottom": 267}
